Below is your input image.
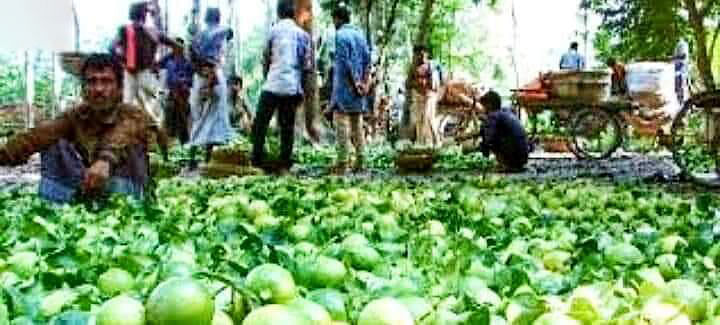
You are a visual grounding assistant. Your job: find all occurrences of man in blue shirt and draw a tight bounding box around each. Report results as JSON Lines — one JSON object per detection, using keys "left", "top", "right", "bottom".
{"left": 251, "top": 0, "right": 313, "bottom": 172}
{"left": 559, "top": 42, "right": 586, "bottom": 70}
{"left": 330, "top": 5, "right": 371, "bottom": 173}
{"left": 187, "top": 8, "right": 235, "bottom": 168}
{"left": 158, "top": 38, "right": 193, "bottom": 144}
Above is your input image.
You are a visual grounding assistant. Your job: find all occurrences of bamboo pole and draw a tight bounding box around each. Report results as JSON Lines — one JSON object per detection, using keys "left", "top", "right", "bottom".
{"left": 511, "top": 0, "right": 519, "bottom": 89}
{"left": 25, "top": 51, "right": 35, "bottom": 129}
{"left": 72, "top": 0, "right": 80, "bottom": 51}
{"left": 71, "top": 0, "right": 81, "bottom": 103}
{"left": 52, "top": 52, "right": 62, "bottom": 118}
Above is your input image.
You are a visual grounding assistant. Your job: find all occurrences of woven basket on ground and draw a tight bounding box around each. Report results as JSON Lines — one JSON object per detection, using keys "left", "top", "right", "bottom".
{"left": 59, "top": 52, "right": 88, "bottom": 77}
{"left": 210, "top": 148, "right": 251, "bottom": 165}
{"left": 200, "top": 163, "right": 264, "bottom": 178}
{"left": 395, "top": 150, "right": 436, "bottom": 172}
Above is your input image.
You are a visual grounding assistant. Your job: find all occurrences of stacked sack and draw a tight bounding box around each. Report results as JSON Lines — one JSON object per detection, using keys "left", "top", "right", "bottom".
{"left": 625, "top": 62, "right": 680, "bottom": 136}
{"left": 626, "top": 62, "right": 681, "bottom": 120}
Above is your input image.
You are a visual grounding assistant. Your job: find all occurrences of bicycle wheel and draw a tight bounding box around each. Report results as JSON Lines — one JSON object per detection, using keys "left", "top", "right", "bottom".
{"left": 570, "top": 108, "right": 624, "bottom": 159}
{"left": 671, "top": 101, "right": 720, "bottom": 185}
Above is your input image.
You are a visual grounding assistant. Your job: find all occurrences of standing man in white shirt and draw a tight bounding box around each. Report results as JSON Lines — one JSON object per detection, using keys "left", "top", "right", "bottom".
{"left": 251, "top": 0, "right": 313, "bottom": 172}
{"left": 672, "top": 39, "right": 690, "bottom": 104}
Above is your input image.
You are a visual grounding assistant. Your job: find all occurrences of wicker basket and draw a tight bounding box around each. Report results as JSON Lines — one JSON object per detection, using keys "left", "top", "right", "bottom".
{"left": 210, "top": 149, "right": 250, "bottom": 165}
{"left": 541, "top": 136, "right": 571, "bottom": 153}
{"left": 59, "top": 52, "right": 87, "bottom": 77}
{"left": 395, "top": 152, "right": 436, "bottom": 172}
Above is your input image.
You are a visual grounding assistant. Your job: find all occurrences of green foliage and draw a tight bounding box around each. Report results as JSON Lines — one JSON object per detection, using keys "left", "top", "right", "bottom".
{"left": 0, "top": 51, "right": 78, "bottom": 110}
{"left": 589, "top": 0, "right": 687, "bottom": 62}
{"left": 319, "top": 0, "right": 504, "bottom": 91}
{"left": 2, "top": 177, "right": 720, "bottom": 323}
{"left": 237, "top": 24, "right": 269, "bottom": 111}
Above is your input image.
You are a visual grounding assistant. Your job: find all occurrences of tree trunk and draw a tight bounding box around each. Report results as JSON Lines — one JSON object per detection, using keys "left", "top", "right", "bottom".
{"left": 164, "top": 0, "right": 169, "bottom": 35}
{"left": 510, "top": 0, "right": 520, "bottom": 89}
{"left": 233, "top": 0, "right": 242, "bottom": 77}
{"left": 359, "top": 0, "right": 378, "bottom": 141}
{"left": 377, "top": 0, "right": 401, "bottom": 86}
{"left": 149, "top": 0, "right": 167, "bottom": 57}
{"left": 295, "top": 0, "right": 321, "bottom": 144}
{"left": 400, "top": 0, "right": 436, "bottom": 140}
{"left": 149, "top": 0, "right": 164, "bottom": 31}
{"left": 226, "top": 0, "right": 238, "bottom": 76}
{"left": 360, "top": 0, "right": 374, "bottom": 44}
{"left": 684, "top": 0, "right": 716, "bottom": 90}
{"left": 189, "top": 0, "right": 201, "bottom": 37}
{"left": 70, "top": 0, "right": 81, "bottom": 103}
{"left": 366, "top": 0, "right": 400, "bottom": 141}
{"left": 265, "top": 0, "right": 273, "bottom": 35}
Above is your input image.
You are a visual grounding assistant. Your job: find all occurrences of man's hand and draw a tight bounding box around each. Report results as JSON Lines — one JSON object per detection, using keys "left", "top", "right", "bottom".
{"left": 354, "top": 81, "right": 365, "bottom": 96}
{"left": 0, "top": 147, "right": 11, "bottom": 166}
{"left": 82, "top": 160, "right": 110, "bottom": 195}
{"left": 0, "top": 147, "right": 24, "bottom": 166}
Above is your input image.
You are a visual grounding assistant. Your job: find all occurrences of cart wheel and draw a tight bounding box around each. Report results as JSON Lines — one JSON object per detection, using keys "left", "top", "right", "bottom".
{"left": 670, "top": 101, "right": 720, "bottom": 187}
{"left": 570, "top": 108, "right": 623, "bottom": 160}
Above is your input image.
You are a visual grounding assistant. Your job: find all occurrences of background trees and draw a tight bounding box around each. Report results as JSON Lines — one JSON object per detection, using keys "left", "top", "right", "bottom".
{"left": 590, "top": 0, "right": 720, "bottom": 90}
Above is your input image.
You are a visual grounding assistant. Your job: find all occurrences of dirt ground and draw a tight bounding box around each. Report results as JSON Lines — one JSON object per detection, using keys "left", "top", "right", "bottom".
{"left": 0, "top": 153, "right": 688, "bottom": 193}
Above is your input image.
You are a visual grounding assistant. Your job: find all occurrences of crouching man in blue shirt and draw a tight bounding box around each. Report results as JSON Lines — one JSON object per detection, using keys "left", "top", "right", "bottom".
{"left": 480, "top": 90, "right": 530, "bottom": 173}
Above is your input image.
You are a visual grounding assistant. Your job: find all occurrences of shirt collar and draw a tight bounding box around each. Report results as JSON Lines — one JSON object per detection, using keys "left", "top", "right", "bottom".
{"left": 339, "top": 24, "right": 359, "bottom": 32}
{"left": 77, "top": 103, "right": 120, "bottom": 125}
{"left": 278, "top": 19, "right": 296, "bottom": 27}
{"left": 99, "top": 108, "right": 120, "bottom": 125}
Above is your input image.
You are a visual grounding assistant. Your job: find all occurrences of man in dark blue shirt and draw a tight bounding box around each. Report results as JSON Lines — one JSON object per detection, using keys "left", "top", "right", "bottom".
{"left": 480, "top": 90, "right": 529, "bottom": 172}
{"left": 158, "top": 38, "right": 193, "bottom": 144}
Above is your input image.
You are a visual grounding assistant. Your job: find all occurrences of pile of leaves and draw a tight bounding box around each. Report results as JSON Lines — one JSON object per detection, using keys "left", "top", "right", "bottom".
{"left": 1, "top": 176, "right": 720, "bottom": 324}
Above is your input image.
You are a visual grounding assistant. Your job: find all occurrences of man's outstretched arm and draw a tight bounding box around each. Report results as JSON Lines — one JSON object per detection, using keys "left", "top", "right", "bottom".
{"left": 0, "top": 116, "right": 73, "bottom": 166}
